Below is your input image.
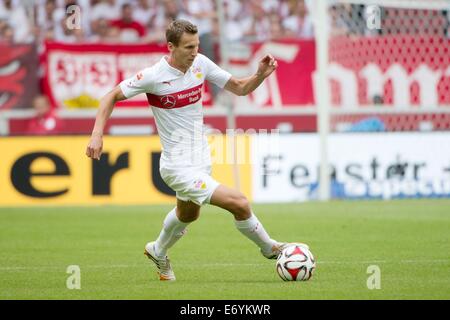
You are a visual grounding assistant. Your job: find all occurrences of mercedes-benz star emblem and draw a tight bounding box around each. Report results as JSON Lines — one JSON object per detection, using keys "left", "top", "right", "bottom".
{"left": 160, "top": 95, "right": 176, "bottom": 109}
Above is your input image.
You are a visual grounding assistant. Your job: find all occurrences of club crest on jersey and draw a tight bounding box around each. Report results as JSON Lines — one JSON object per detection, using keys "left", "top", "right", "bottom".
{"left": 160, "top": 95, "right": 177, "bottom": 108}
{"left": 192, "top": 66, "right": 203, "bottom": 79}
{"left": 193, "top": 179, "right": 207, "bottom": 190}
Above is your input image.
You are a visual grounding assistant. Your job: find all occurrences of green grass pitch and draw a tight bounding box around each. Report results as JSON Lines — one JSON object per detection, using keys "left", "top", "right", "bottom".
{"left": 0, "top": 200, "right": 449, "bottom": 300}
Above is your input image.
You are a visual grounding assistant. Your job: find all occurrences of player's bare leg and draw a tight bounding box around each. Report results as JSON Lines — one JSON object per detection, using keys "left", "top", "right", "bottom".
{"left": 209, "top": 184, "right": 284, "bottom": 259}
{"left": 175, "top": 198, "right": 201, "bottom": 222}
{"left": 145, "top": 199, "right": 200, "bottom": 281}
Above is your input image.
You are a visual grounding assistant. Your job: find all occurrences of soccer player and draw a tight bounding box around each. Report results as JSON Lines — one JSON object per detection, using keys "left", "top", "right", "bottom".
{"left": 86, "top": 19, "right": 306, "bottom": 281}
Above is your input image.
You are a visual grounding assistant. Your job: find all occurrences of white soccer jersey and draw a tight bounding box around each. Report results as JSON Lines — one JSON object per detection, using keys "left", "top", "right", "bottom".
{"left": 120, "top": 54, "right": 232, "bottom": 169}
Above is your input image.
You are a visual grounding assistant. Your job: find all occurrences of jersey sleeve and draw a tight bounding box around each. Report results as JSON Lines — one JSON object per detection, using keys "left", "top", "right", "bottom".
{"left": 201, "top": 54, "right": 232, "bottom": 88}
{"left": 119, "top": 68, "right": 154, "bottom": 99}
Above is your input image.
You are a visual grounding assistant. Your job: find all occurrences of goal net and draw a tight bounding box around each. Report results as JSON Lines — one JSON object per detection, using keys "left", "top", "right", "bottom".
{"left": 315, "top": 0, "right": 450, "bottom": 199}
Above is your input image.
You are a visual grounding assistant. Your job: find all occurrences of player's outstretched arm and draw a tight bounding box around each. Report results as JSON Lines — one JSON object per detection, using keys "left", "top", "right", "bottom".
{"left": 224, "top": 54, "right": 278, "bottom": 96}
{"left": 85, "top": 86, "right": 127, "bottom": 160}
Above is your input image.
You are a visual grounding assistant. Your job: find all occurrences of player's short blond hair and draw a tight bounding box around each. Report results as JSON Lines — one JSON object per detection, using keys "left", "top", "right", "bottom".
{"left": 166, "top": 19, "right": 198, "bottom": 46}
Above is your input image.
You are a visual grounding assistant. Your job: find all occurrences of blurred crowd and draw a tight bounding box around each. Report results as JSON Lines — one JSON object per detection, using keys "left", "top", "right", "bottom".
{"left": 0, "top": 0, "right": 315, "bottom": 45}
{"left": 2, "top": 0, "right": 450, "bottom": 45}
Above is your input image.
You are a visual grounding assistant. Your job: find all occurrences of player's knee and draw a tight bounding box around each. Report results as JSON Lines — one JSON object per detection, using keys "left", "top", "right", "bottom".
{"left": 178, "top": 209, "right": 200, "bottom": 223}
{"left": 231, "top": 194, "right": 251, "bottom": 219}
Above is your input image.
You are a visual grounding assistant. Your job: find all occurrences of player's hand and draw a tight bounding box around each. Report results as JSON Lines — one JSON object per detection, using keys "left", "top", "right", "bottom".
{"left": 86, "top": 134, "right": 103, "bottom": 160}
{"left": 257, "top": 54, "right": 278, "bottom": 79}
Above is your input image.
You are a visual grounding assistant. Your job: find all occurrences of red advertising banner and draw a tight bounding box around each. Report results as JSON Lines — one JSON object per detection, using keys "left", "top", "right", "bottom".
{"left": 43, "top": 40, "right": 317, "bottom": 110}
{"left": 328, "top": 35, "right": 450, "bottom": 107}
{"left": 229, "top": 39, "right": 316, "bottom": 107}
{"left": 43, "top": 37, "right": 450, "bottom": 110}
{"left": 43, "top": 42, "right": 215, "bottom": 109}
{"left": 229, "top": 36, "right": 450, "bottom": 109}
{"left": 0, "top": 44, "right": 38, "bottom": 110}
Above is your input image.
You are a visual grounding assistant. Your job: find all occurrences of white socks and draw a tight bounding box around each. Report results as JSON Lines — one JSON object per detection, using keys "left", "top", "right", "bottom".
{"left": 234, "top": 213, "right": 277, "bottom": 254}
{"left": 154, "top": 207, "right": 189, "bottom": 257}
{"left": 154, "top": 209, "right": 275, "bottom": 257}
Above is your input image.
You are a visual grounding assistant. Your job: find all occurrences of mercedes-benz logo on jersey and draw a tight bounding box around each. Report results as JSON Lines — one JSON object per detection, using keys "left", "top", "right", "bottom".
{"left": 160, "top": 95, "right": 177, "bottom": 109}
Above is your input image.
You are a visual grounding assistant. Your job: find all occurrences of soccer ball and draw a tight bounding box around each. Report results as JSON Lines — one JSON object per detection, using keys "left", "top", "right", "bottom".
{"left": 276, "top": 244, "right": 316, "bottom": 281}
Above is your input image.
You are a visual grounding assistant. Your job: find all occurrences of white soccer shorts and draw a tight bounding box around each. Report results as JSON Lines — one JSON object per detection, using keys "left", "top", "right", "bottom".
{"left": 160, "top": 166, "right": 220, "bottom": 206}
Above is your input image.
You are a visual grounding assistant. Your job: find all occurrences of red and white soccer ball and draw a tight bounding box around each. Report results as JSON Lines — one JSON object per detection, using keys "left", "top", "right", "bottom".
{"left": 276, "top": 244, "right": 316, "bottom": 281}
